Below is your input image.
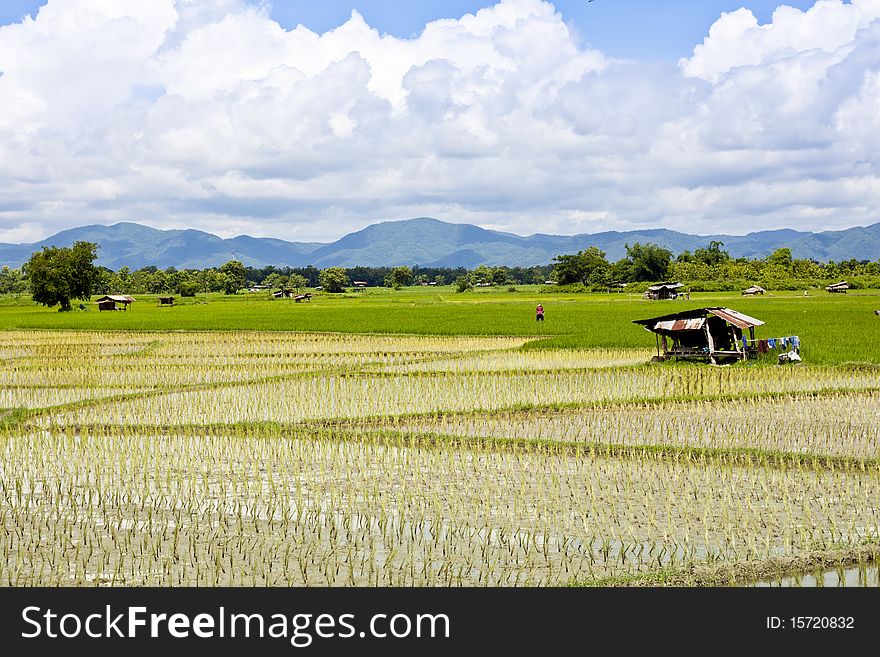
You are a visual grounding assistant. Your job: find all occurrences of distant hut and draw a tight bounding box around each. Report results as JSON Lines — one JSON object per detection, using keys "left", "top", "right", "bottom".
{"left": 826, "top": 281, "right": 849, "bottom": 294}
{"left": 741, "top": 285, "right": 766, "bottom": 296}
{"left": 633, "top": 307, "right": 764, "bottom": 364}
{"left": 95, "top": 295, "right": 135, "bottom": 311}
{"left": 273, "top": 288, "right": 293, "bottom": 299}
{"left": 353, "top": 281, "right": 368, "bottom": 292}
{"left": 643, "top": 282, "right": 684, "bottom": 300}
{"left": 157, "top": 296, "right": 174, "bottom": 306}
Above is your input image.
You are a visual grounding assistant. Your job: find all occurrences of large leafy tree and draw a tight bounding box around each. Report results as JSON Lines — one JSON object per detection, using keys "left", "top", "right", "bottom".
{"left": 693, "top": 240, "right": 730, "bottom": 267}
{"left": 288, "top": 273, "right": 309, "bottom": 292}
{"left": 24, "top": 241, "right": 99, "bottom": 311}
{"left": 0, "top": 266, "right": 28, "bottom": 294}
{"left": 219, "top": 260, "right": 246, "bottom": 294}
{"left": 319, "top": 267, "right": 350, "bottom": 293}
{"left": 385, "top": 266, "right": 413, "bottom": 289}
{"left": 552, "top": 246, "right": 610, "bottom": 286}
{"left": 621, "top": 242, "right": 673, "bottom": 282}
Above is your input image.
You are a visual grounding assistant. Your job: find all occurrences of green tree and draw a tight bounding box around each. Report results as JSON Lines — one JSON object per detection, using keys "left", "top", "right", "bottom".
{"left": 0, "top": 266, "right": 27, "bottom": 294}
{"left": 766, "top": 247, "right": 793, "bottom": 268}
{"left": 471, "top": 265, "right": 493, "bottom": 285}
{"left": 386, "top": 266, "right": 413, "bottom": 289}
{"left": 491, "top": 267, "right": 511, "bottom": 286}
{"left": 433, "top": 274, "right": 446, "bottom": 286}
{"left": 622, "top": 242, "right": 673, "bottom": 282}
{"left": 262, "top": 272, "right": 289, "bottom": 289}
{"left": 288, "top": 273, "right": 308, "bottom": 292}
{"left": 24, "top": 241, "right": 99, "bottom": 311}
{"left": 115, "top": 266, "right": 132, "bottom": 293}
{"left": 552, "top": 247, "right": 610, "bottom": 286}
{"left": 454, "top": 275, "right": 473, "bottom": 293}
{"left": 319, "top": 267, "right": 349, "bottom": 292}
{"left": 177, "top": 279, "right": 200, "bottom": 297}
{"left": 219, "top": 260, "right": 246, "bottom": 294}
{"left": 693, "top": 240, "right": 729, "bottom": 267}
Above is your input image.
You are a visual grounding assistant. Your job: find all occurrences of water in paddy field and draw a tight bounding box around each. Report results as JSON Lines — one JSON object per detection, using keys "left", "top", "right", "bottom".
{"left": 752, "top": 564, "right": 880, "bottom": 587}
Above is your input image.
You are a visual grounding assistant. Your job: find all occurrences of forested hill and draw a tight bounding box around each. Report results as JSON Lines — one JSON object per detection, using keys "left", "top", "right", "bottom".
{"left": 2, "top": 218, "right": 879, "bottom": 269}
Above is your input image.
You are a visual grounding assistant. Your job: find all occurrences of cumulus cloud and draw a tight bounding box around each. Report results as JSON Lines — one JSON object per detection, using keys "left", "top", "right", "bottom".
{"left": 0, "top": 0, "right": 879, "bottom": 244}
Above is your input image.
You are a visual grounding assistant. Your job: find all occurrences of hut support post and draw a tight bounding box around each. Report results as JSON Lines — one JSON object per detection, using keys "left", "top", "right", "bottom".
{"left": 705, "top": 325, "right": 717, "bottom": 365}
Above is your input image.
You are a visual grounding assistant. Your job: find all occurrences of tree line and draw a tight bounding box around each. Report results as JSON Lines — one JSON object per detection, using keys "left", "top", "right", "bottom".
{"left": 550, "top": 241, "right": 880, "bottom": 292}
{"left": 4, "top": 239, "right": 880, "bottom": 310}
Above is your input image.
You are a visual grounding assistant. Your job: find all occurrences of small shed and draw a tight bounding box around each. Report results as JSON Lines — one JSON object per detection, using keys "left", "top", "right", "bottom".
{"left": 273, "top": 288, "right": 293, "bottom": 299}
{"left": 643, "top": 282, "right": 684, "bottom": 300}
{"left": 826, "top": 281, "right": 849, "bottom": 294}
{"left": 158, "top": 296, "right": 174, "bottom": 306}
{"left": 633, "top": 307, "right": 764, "bottom": 364}
{"left": 353, "top": 281, "right": 368, "bottom": 291}
{"left": 294, "top": 293, "right": 312, "bottom": 303}
{"left": 742, "top": 285, "right": 765, "bottom": 296}
{"left": 95, "top": 295, "right": 135, "bottom": 311}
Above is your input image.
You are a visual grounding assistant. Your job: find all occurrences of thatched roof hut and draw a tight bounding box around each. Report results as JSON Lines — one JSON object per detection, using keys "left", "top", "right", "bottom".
{"left": 643, "top": 282, "right": 684, "bottom": 300}
{"left": 95, "top": 295, "right": 135, "bottom": 311}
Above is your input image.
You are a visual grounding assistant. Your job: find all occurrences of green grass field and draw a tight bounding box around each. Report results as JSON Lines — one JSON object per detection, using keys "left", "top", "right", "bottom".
{"left": 2, "top": 286, "right": 879, "bottom": 364}
{"left": 2, "top": 287, "right": 880, "bottom": 586}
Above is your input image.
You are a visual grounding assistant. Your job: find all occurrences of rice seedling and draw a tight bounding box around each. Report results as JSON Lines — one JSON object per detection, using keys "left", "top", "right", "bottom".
{"left": 2, "top": 328, "right": 879, "bottom": 587}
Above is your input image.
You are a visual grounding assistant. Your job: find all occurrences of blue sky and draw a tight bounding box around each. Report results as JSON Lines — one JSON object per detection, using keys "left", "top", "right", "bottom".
{"left": 0, "top": 1, "right": 878, "bottom": 243}
{"left": 1, "top": 0, "right": 827, "bottom": 59}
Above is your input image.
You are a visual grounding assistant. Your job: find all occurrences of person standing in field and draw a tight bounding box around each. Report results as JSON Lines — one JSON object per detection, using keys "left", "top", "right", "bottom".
{"left": 536, "top": 303, "right": 544, "bottom": 321}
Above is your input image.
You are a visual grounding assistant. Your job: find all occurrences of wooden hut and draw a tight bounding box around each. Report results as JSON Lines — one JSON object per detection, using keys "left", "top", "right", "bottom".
{"left": 273, "top": 288, "right": 293, "bottom": 299}
{"left": 95, "top": 295, "right": 135, "bottom": 311}
{"left": 826, "top": 281, "right": 849, "bottom": 294}
{"left": 643, "top": 282, "right": 684, "bottom": 300}
{"left": 353, "top": 281, "right": 368, "bottom": 291}
{"left": 633, "top": 307, "right": 764, "bottom": 364}
{"left": 741, "top": 285, "right": 765, "bottom": 296}
{"left": 157, "top": 296, "right": 174, "bottom": 306}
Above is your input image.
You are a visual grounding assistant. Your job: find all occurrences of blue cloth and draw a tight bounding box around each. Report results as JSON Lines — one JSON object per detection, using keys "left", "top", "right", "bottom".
{"left": 768, "top": 338, "right": 776, "bottom": 349}
{"left": 792, "top": 336, "right": 800, "bottom": 347}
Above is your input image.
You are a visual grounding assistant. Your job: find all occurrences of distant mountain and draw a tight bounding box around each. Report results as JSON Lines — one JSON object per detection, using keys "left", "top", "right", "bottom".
{"left": 1, "top": 217, "right": 879, "bottom": 269}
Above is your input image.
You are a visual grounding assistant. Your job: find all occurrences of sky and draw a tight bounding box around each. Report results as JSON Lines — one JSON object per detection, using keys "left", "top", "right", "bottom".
{"left": 0, "top": 0, "right": 878, "bottom": 243}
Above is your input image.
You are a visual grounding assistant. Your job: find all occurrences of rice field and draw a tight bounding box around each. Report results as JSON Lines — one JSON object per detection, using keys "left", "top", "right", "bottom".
{"left": 2, "top": 329, "right": 880, "bottom": 586}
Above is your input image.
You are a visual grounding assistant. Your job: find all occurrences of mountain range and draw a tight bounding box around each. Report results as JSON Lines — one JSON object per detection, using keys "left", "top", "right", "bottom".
{"left": 2, "top": 218, "right": 879, "bottom": 270}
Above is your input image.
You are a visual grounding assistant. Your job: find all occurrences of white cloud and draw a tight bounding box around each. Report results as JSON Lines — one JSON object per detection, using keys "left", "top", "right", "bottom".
{"left": 0, "top": 0, "right": 879, "bottom": 245}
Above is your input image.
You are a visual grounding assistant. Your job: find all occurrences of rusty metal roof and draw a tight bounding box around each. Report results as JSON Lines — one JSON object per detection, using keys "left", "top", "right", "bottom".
{"left": 634, "top": 307, "right": 764, "bottom": 331}
{"left": 654, "top": 318, "right": 705, "bottom": 331}
{"left": 706, "top": 308, "right": 763, "bottom": 329}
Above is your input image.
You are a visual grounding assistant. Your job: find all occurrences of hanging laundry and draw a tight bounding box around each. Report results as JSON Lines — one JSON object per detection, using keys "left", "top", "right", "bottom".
{"left": 792, "top": 336, "right": 800, "bottom": 347}
{"left": 758, "top": 339, "right": 769, "bottom": 353}
{"left": 768, "top": 338, "right": 776, "bottom": 349}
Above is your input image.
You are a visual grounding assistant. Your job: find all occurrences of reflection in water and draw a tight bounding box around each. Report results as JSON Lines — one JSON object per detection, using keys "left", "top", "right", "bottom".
{"left": 753, "top": 564, "right": 880, "bottom": 587}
